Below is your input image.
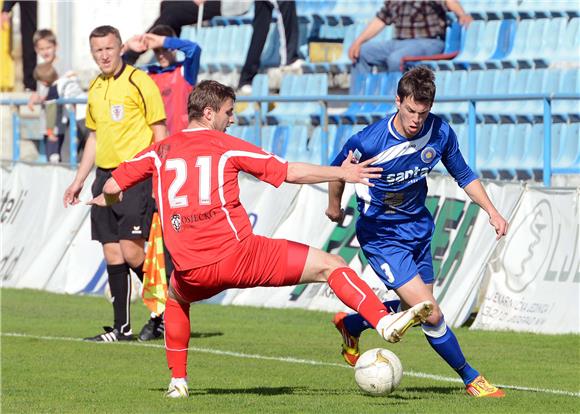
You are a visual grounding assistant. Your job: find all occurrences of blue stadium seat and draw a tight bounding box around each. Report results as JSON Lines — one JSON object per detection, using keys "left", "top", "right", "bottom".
{"left": 370, "top": 72, "right": 400, "bottom": 122}
{"left": 555, "top": 18, "right": 580, "bottom": 62}
{"left": 436, "top": 20, "right": 484, "bottom": 70}
{"left": 236, "top": 74, "right": 269, "bottom": 125}
{"left": 266, "top": 74, "right": 328, "bottom": 125}
{"left": 554, "top": 69, "right": 580, "bottom": 122}
{"left": 285, "top": 125, "right": 310, "bottom": 162}
{"left": 332, "top": 124, "right": 353, "bottom": 158}
{"left": 484, "top": 20, "right": 517, "bottom": 69}
{"left": 533, "top": 17, "right": 569, "bottom": 68}
{"left": 475, "top": 123, "right": 498, "bottom": 177}
{"left": 308, "top": 125, "right": 338, "bottom": 164}
{"left": 517, "top": 0, "right": 578, "bottom": 18}
{"left": 451, "top": 20, "right": 502, "bottom": 70}
{"left": 340, "top": 73, "right": 382, "bottom": 124}
{"left": 499, "top": 18, "right": 534, "bottom": 69}
{"left": 553, "top": 123, "right": 580, "bottom": 169}
{"left": 329, "top": 22, "right": 370, "bottom": 74}
{"left": 515, "top": 123, "right": 544, "bottom": 181}
{"left": 481, "top": 123, "right": 513, "bottom": 179}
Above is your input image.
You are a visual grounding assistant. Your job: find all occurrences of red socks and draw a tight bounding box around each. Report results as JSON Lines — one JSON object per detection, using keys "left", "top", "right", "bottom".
{"left": 327, "top": 267, "right": 389, "bottom": 328}
{"left": 164, "top": 298, "right": 191, "bottom": 378}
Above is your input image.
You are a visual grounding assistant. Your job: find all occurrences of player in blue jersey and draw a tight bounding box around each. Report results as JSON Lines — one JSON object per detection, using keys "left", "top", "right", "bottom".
{"left": 326, "top": 66, "right": 508, "bottom": 398}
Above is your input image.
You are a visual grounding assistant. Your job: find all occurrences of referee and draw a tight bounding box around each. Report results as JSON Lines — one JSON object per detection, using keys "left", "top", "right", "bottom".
{"left": 63, "top": 25, "right": 167, "bottom": 342}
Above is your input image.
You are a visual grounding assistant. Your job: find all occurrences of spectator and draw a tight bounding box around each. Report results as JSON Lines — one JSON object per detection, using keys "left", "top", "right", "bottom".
{"left": 1, "top": 0, "right": 36, "bottom": 91}
{"left": 238, "top": 0, "right": 301, "bottom": 94}
{"left": 349, "top": 0, "right": 473, "bottom": 75}
{"left": 62, "top": 25, "right": 167, "bottom": 343}
{"left": 27, "top": 29, "right": 63, "bottom": 110}
{"left": 124, "top": 0, "right": 251, "bottom": 65}
{"left": 123, "top": 24, "right": 201, "bottom": 135}
{"left": 32, "top": 62, "right": 84, "bottom": 163}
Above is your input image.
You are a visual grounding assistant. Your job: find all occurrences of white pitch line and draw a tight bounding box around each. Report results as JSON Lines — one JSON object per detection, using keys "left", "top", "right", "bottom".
{"left": 3, "top": 332, "right": 579, "bottom": 398}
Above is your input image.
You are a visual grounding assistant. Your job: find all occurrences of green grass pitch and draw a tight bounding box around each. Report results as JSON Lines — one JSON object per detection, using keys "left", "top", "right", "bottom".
{"left": 2, "top": 288, "right": 579, "bottom": 413}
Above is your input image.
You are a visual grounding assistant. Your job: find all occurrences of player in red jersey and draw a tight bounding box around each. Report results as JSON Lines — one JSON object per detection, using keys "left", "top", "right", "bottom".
{"left": 90, "top": 80, "right": 433, "bottom": 398}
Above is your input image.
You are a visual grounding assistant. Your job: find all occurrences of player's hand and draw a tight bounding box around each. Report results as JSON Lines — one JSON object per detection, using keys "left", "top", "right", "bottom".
{"left": 325, "top": 206, "right": 345, "bottom": 223}
{"left": 63, "top": 181, "right": 83, "bottom": 208}
{"left": 348, "top": 40, "right": 362, "bottom": 63}
{"left": 341, "top": 151, "right": 382, "bottom": 186}
{"left": 489, "top": 212, "right": 508, "bottom": 240}
{"left": 143, "top": 33, "right": 166, "bottom": 50}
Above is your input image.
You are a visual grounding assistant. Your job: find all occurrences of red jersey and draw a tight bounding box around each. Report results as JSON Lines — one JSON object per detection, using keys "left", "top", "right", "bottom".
{"left": 112, "top": 128, "right": 288, "bottom": 270}
{"left": 149, "top": 68, "right": 192, "bottom": 135}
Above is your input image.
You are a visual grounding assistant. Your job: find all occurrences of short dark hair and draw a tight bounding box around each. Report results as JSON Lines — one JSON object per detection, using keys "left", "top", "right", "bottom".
{"left": 397, "top": 66, "right": 436, "bottom": 105}
{"left": 188, "top": 80, "right": 236, "bottom": 121}
{"left": 89, "top": 25, "right": 122, "bottom": 45}
{"left": 33, "top": 62, "right": 58, "bottom": 84}
{"left": 149, "top": 24, "right": 176, "bottom": 38}
{"left": 33, "top": 29, "right": 57, "bottom": 46}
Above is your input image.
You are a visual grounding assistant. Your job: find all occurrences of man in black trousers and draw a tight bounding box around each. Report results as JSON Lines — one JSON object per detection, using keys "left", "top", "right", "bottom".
{"left": 238, "top": 0, "right": 300, "bottom": 93}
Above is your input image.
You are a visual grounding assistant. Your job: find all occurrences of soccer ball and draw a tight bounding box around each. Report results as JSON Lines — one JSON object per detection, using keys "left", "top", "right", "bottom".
{"left": 354, "top": 348, "right": 403, "bottom": 396}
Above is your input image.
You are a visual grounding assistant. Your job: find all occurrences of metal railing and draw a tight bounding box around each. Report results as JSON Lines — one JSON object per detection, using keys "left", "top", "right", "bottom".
{"left": 1, "top": 93, "right": 579, "bottom": 186}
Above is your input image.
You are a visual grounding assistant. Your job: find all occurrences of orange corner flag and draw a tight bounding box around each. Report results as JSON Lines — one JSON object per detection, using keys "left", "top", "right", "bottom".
{"left": 142, "top": 212, "right": 168, "bottom": 315}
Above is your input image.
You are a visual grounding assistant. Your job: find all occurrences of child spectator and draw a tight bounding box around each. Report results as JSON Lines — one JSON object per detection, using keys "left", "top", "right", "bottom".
{"left": 123, "top": 24, "right": 201, "bottom": 135}
{"left": 33, "top": 62, "right": 86, "bottom": 163}
{"left": 28, "top": 29, "right": 63, "bottom": 110}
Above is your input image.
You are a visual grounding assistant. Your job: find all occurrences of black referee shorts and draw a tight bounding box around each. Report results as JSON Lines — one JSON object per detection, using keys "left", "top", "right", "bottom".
{"left": 91, "top": 167, "right": 154, "bottom": 244}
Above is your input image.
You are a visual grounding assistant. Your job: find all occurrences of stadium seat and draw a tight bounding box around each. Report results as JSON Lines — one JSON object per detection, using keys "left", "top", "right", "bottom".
{"left": 308, "top": 124, "right": 338, "bottom": 164}
{"left": 553, "top": 123, "right": 580, "bottom": 169}
{"left": 481, "top": 123, "right": 513, "bottom": 179}
{"left": 554, "top": 69, "right": 580, "bottom": 122}
{"left": 475, "top": 123, "right": 498, "bottom": 178}
{"left": 515, "top": 123, "right": 544, "bottom": 181}
{"left": 436, "top": 20, "right": 484, "bottom": 70}
{"left": 331, "top": 124, "right": 353, "bottom": 158}
{"left": 484, "top": 19, "right": 517, "bottom": 69}
{"left": 340, "top": 73, "right": 382, "bottom": 124}
{"left": 236, "top": 74, "right": 269, "bottom": 125}
{"left": 499, "top": 18, "right": 535, "bottom": 69}
{"left": 266, "top": 74, "right": 328, "bottom": 125}
{"left": 451, "top": 20, "right": 502, "bottom": 70}
{"left": 285, "top": 125, "right": 310, "bottom": 162}
{"left": 533, "top": 17, "right": 568, "bottom": 68}
{"left": 370, "top": 71, "right": 400, "bottom": 122}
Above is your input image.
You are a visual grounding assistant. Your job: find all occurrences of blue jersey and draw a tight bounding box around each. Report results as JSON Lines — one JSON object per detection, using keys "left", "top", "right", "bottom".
{"left": 332, "top": 113, "right": 477, "bottom": 223}
{"left": 332, "top": 112, "right": 477, "bottom": 289}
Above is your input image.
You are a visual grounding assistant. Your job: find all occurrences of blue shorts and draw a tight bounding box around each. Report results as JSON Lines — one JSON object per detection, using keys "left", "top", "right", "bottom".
{"left": 356, "top": 215, "right": 434, "bottom": 289}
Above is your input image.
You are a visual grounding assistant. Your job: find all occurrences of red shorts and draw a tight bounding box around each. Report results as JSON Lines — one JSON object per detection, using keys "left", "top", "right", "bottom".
{"left": 171, "top": 234, "right": 310, "bottom": 303}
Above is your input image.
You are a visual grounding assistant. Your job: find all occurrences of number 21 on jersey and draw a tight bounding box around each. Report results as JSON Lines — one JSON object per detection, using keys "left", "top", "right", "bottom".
{"left": 165, "top": 156, "right": 212, "bottom": 208}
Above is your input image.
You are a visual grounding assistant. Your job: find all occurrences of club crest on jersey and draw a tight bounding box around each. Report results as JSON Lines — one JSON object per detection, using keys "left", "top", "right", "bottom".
{"left": 110, "top": 104, "right": 124, "bottom": 121}
{"left": 170, "top": 214, "right": 182, "bottom": 232}
{"left": 421, "top": 146, "right": 436, "bottom": 163}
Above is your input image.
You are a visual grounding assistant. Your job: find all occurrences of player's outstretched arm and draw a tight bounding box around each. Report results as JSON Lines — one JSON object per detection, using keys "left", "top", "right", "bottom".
{"left": 286, "top": 151, "right": 382, "bottom": 186}
{"left": 87, "top": 177, "right": 123, "bottom": 207}
{"left": 463, "top": 179, "right": 508, "bottom": 240}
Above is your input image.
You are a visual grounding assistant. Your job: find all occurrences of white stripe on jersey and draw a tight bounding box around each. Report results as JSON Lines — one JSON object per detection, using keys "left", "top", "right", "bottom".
{"left": 217, "top": 150, "right": 282, "bottom": 240}
{"left": 372, "top": 119, "right": 434, "bottom": 165}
